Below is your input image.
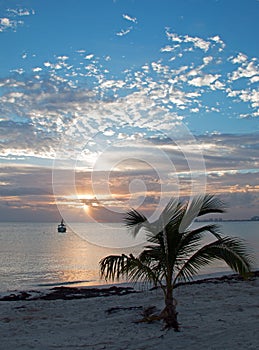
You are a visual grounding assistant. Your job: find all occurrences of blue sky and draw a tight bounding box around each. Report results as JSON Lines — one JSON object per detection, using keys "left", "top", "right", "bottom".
{"left": 0, "top": 0, "right": 258, "bottom": 222}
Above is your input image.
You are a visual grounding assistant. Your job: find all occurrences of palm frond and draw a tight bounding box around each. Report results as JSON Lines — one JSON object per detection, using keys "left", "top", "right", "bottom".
{"left": 139, "top": 245, "right": 167, "bottom": 273}
{"left": 177, "top": 224, "right": 223, "bottom": 255}
{"left": 178, "top": 194, "right": 226, "bottom": 233}
{"left": 99, "top": 253, "right": 161, "bottom": 286}
{"left": 172, "top": 225, "right": 217, "bottom": 266}
{"left": 99, "top": 254, "right": 128, "bottom": 281}
{"left": 197, "top": 194, "right": 226, "bottom": 217}
{"left": 125, "top": 254, "right": 163, "bottom": 286}
{"left": 123, "top": 209, "right": 148, "bottom": 237}
{"left": 158, "top": 198, "right": 181, "bottom": 224}
{"left": 144, "top": 199, "right": 184, "bottom": 259}
{"left": 154, "top": 199, "right": 183, "bottom": 233}
{"left": 178, "top": 196, "right": 204, "bottom": 233}
{"left": 174, "top": 236, "right": 253, "bottom": 285}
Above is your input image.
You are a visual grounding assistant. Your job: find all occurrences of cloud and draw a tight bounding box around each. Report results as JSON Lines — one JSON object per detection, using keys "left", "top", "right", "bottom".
{"left": 0, "top": 28, "right": 259, "bottom": 220}
{"left": 184, "top": 35, "right": 210, "bottom": 52}
{"left": 0, "top": 7, "right": 35, "bottom": 33}
{"left": 116, "top": 27, "right": 132, "bottom": 36}
{"left": 0, "top": 165, "right": 56, "bottom": 221}
{"left": 229, "top": 59, "right": 259, "bottom": 82}
{"left": 238, "top": 89, "right": 259, "bottom": 109}
{"left": 188, "top": 74, "right": 221, "bottom": 87}
{"left": 0, "top": 3, "right": 258, "bottom": 221}
{"left": 1, "top": 131, "right": 259, "bottom": 221}
{"left": 160, "top": 45, "right": 176, "bottom": 53}
{"left": 250, "top": 76, "right": 259, "bottom": 83}
{"left": 165, "top": 30, "right": 211, "bottom": 52}
{"left": 0, "top": 17, "right": 16, "bottom": 32}
{"left": 209, "top": 35, "right": 226, "bottom": 51}
{"left": 226, "top": 54, "right": 259, "bottom": 116}
{"left": 7, "top": 8, "right": 34, "bottom": 17}
{"left": 197, "top": 133, "right": 259, "bottom": 173}
{"left": 84, "top": 54, "right": 94, "bottom": 60}
{"left": 0, "top": 27, "right": 258, "bottom": 163}
{"left": 116, "top": 13, "right": 137, "bottom": 37}
{"left": 0, "top": 187, "right": 50, "bottom": 196}
{"left": 122, "top": 14, "right": 137, "bottom": 23}
{"left": 226, "top": 87, "right": 259, "bottom": 114}
{"left": 230, "top": 53, "right": 248, "bottom": 64}
{"left": 32, "top": 67, "right": 42, "bottom": 72}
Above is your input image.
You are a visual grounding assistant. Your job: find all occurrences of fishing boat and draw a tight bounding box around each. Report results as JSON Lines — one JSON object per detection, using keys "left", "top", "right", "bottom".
{"left": 57, "top": 219, "right": 66, "bottom": 233}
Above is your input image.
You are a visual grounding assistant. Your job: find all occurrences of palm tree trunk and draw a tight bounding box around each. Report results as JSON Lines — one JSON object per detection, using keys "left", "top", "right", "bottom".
{"left": 160, "top": 287, "right": 179, "bottom": 331}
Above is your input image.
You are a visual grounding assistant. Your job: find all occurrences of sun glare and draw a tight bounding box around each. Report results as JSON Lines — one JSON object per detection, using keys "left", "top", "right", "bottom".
{"left": 83, "top": 204, "right": 90, "bottom": 211}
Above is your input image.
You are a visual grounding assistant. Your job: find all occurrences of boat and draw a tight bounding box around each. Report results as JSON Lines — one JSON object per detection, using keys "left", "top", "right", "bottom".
{"left": 57, "top": 219, "right": 66, "bottom": 233}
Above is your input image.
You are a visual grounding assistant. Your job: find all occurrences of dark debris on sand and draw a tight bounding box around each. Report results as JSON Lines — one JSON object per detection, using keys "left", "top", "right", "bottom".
{"left": 1, "top": 271, "right": 258, "bottom": 302}
{"left": 0, "top": 286, "right": 138, "bottom": 301}
{"left": 174, "top": 270, "right": 259, "bottom": 288}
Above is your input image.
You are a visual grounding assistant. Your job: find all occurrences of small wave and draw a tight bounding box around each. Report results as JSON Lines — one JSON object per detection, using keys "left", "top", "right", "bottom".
{"left": 36, "top": 279, "right": 94, "bottom": 287}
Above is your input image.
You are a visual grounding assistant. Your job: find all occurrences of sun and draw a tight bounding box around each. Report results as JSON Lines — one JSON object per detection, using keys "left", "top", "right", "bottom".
{"left": 83, "top": 203, "right": 90, "bottom": 212}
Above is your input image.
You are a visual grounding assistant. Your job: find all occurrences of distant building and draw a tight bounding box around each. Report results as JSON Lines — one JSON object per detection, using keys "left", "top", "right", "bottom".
{"left": 195, "top": 217, "right": 223, "bottom": 222}
{"left": 250, "top": 216, "right": 259, "bottom": 221}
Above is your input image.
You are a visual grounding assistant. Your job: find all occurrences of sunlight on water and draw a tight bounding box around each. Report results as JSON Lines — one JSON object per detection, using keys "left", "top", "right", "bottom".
{"left": 0, "top": 221, "right": 258, "bottom": 292}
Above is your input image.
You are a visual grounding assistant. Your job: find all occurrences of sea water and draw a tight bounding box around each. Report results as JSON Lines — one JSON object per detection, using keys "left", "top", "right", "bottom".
{"left": 0, "top": 221, "right": 258, "bottom": 292}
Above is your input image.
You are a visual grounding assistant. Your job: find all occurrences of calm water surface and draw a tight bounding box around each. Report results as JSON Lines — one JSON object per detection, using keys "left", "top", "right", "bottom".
{"left": 0, "top": 221, "right": 258, "bottom": 292}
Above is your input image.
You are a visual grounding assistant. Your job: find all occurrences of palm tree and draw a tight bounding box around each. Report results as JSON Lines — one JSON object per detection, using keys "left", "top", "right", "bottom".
{"left": 99, "top": 194, "right": 253, "bottom": 331}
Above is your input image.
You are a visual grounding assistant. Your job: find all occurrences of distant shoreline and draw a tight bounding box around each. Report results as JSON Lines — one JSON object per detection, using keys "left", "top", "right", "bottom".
{"left": 195, "top": 219, "right": 259, "bottom": 222}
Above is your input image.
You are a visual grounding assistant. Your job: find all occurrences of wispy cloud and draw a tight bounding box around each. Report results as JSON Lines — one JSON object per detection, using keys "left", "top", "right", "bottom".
{"left": 188, "top": 74, "right": 222, "bottom": 88}
{"left": 165, "top": 30, "right": 212, "bottom": 52}
{"left": 1, "top": 28, "right": 258, "bottom": 164}
{"left": 0, "top": 7, "right": 35, "bottom": 32}
{"left": 116, "top": 13, "right": 137, "bottom": 36}
{"left": 116, "top": 27, "right": 132, "bottom": 36}
{"left": 1, "top": 26, "right": 259, "bottom": 220}
{"left": 122, "top": 14, "right": 137, "bottom": 23}
{"left": 1, "top": 132, "right": 259, "bottom": 221}
{"left": 229, "top": 58, "right": 259, "bottom": 82}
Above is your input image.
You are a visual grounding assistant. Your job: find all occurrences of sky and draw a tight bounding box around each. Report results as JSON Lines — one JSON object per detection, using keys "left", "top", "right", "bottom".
{"left": 0, "top": 0, "right": 258, "bottom": 223}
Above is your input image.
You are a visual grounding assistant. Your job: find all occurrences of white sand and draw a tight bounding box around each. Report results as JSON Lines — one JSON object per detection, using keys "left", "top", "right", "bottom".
{"left": 0, "top": 277, "right": 258, "bottom": 350}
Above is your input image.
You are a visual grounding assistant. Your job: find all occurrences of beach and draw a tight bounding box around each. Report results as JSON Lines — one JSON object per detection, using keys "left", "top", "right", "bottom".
{"left": 0, "top": 273, "right": 258, "bottom": 350}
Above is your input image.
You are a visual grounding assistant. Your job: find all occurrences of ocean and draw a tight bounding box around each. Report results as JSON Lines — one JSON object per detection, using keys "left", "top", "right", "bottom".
{"left": 0, "top": 221, "right": 258, "bottom": 292}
